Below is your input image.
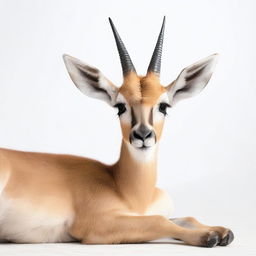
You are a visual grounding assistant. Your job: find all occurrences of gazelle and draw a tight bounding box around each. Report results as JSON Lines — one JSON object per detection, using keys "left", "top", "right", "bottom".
{"left": 0, "top": 17, "right": 234, "bottom": 247}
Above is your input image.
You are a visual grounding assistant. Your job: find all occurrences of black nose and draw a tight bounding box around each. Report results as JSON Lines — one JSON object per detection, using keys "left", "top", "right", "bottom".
{"left": 132, "top": 125, "right": 153, "bottom": 141}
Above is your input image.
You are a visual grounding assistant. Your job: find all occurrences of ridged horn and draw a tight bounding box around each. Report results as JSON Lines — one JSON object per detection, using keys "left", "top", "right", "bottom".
{"left": 147, "top": 16, "right": 166, "bottom": 75}
{"left": 109, "top": 18, "right": 136, "bottom": 75}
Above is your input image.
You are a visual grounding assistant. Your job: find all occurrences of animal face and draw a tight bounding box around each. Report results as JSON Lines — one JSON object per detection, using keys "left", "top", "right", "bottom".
{"left": 115, "top": 73, "right": 168, "bottom": 149}
{"left": 63, "top": 17, "right": 218, "bottom": 150}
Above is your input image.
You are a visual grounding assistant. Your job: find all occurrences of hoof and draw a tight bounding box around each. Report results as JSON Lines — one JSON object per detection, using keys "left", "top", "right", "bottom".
{"left": 202, "top": 231, "right": 219, "bottom": 248}
{"left": 219, "top": 230, "right": 234, "bottom": 246}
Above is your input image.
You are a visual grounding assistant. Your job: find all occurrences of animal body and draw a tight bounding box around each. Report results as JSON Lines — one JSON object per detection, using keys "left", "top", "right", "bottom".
{"left": 0, "top": 17, "right": 234, "bottom": 247}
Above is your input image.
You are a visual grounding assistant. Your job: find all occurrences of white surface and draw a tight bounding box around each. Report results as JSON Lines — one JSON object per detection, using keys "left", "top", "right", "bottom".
{"left": 0, "top": 226, "right": 255, "bottom": 256}
{"left": 0, "top": 0, "right": 256, "bottom": 255}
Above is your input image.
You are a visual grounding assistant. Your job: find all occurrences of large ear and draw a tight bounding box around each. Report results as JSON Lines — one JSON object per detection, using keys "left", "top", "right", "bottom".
{"left": 63, "top": 54, "right": 118, "bottom": 105}
{"left": 166, "top": 54, "right": 218, "bottom": 106}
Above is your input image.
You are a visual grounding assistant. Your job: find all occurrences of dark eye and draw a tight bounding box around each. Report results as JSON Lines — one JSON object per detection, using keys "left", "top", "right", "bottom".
{"left": 114, "top": 103, "right": 126, "bottom": 116}
{"left": 159, "top": 102, "right": 170, "bottom": 115}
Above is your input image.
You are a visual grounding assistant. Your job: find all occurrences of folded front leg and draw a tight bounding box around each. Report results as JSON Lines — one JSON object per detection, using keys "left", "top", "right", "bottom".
{"left": 81, "top": 215, "right": 223, "bottom": 247}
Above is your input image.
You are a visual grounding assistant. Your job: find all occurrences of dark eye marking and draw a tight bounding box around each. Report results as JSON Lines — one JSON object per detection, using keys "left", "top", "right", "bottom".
{"left": 149, "top": 108, "right": 153, "bottom": 125}
{"left": 131, "top": 107, "right": 137, "bottom": 127}
{"left": 114, "top": 103, "right": 126, "bottom": 116}
{"left": 159, "top": 102, "right": 170, "bottom": 115}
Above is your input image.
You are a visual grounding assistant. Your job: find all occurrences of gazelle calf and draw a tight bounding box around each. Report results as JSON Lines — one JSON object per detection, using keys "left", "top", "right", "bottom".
{"left": 0, "top": 17, "right": 234, "bottom": 247}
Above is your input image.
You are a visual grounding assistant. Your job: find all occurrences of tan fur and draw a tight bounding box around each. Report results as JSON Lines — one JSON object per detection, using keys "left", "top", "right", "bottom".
{"left": 154, "top": 121, "right": 165, "bottom": 142}
{"left": 120, "top": 123, "right": 131, "bottom": 143}
{"left": 119, "top": 72, "right": 166, "bottom": 105}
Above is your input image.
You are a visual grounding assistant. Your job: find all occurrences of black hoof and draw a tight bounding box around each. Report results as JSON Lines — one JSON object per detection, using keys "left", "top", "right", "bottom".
{"left": 202, "top": 232, "right": 219, "bottom": 248}
{"left": 219, "top": 230, "right": 234, "bottom": 246}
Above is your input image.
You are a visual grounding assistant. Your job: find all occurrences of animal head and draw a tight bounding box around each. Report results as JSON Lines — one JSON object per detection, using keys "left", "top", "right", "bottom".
{"left": 63, "top": 17, "right": 218, "bottom": 150}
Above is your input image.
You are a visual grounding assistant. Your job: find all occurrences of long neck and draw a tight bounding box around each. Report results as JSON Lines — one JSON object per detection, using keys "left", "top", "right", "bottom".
{"left": 112, "top": 140, "right": 158, "bottom": 212}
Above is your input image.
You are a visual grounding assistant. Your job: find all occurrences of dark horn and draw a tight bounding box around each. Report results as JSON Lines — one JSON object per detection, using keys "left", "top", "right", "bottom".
{"left": 109, "top": 18, "right": 136, "bottom": 75}
{"left": 147, "top": 16, "right": 166, "bottom": 75}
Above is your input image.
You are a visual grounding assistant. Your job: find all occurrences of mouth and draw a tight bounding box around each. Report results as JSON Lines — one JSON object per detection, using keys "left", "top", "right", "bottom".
{"left": 140, "top": 145, "right": 151, "bottom": 150}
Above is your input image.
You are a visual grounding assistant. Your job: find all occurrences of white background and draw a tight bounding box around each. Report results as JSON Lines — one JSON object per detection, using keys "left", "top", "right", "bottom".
{"left": 0, "top": 0, "right": 255, "bottom": 255}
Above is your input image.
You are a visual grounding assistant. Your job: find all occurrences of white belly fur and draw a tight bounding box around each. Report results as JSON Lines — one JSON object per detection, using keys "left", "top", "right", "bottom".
{"left": 0, "top": 194, "right": 75, "bottom": 243}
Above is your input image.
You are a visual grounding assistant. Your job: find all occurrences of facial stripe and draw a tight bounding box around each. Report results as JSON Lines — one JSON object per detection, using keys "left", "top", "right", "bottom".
{"left": 149, "top": 108, "right": 153, "bottom": 125}
{"left": 131, "top": 107, "right": 137, "bottom": 127}
{"left": 130, "top": 105, "right": 154, "bottom": 129}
